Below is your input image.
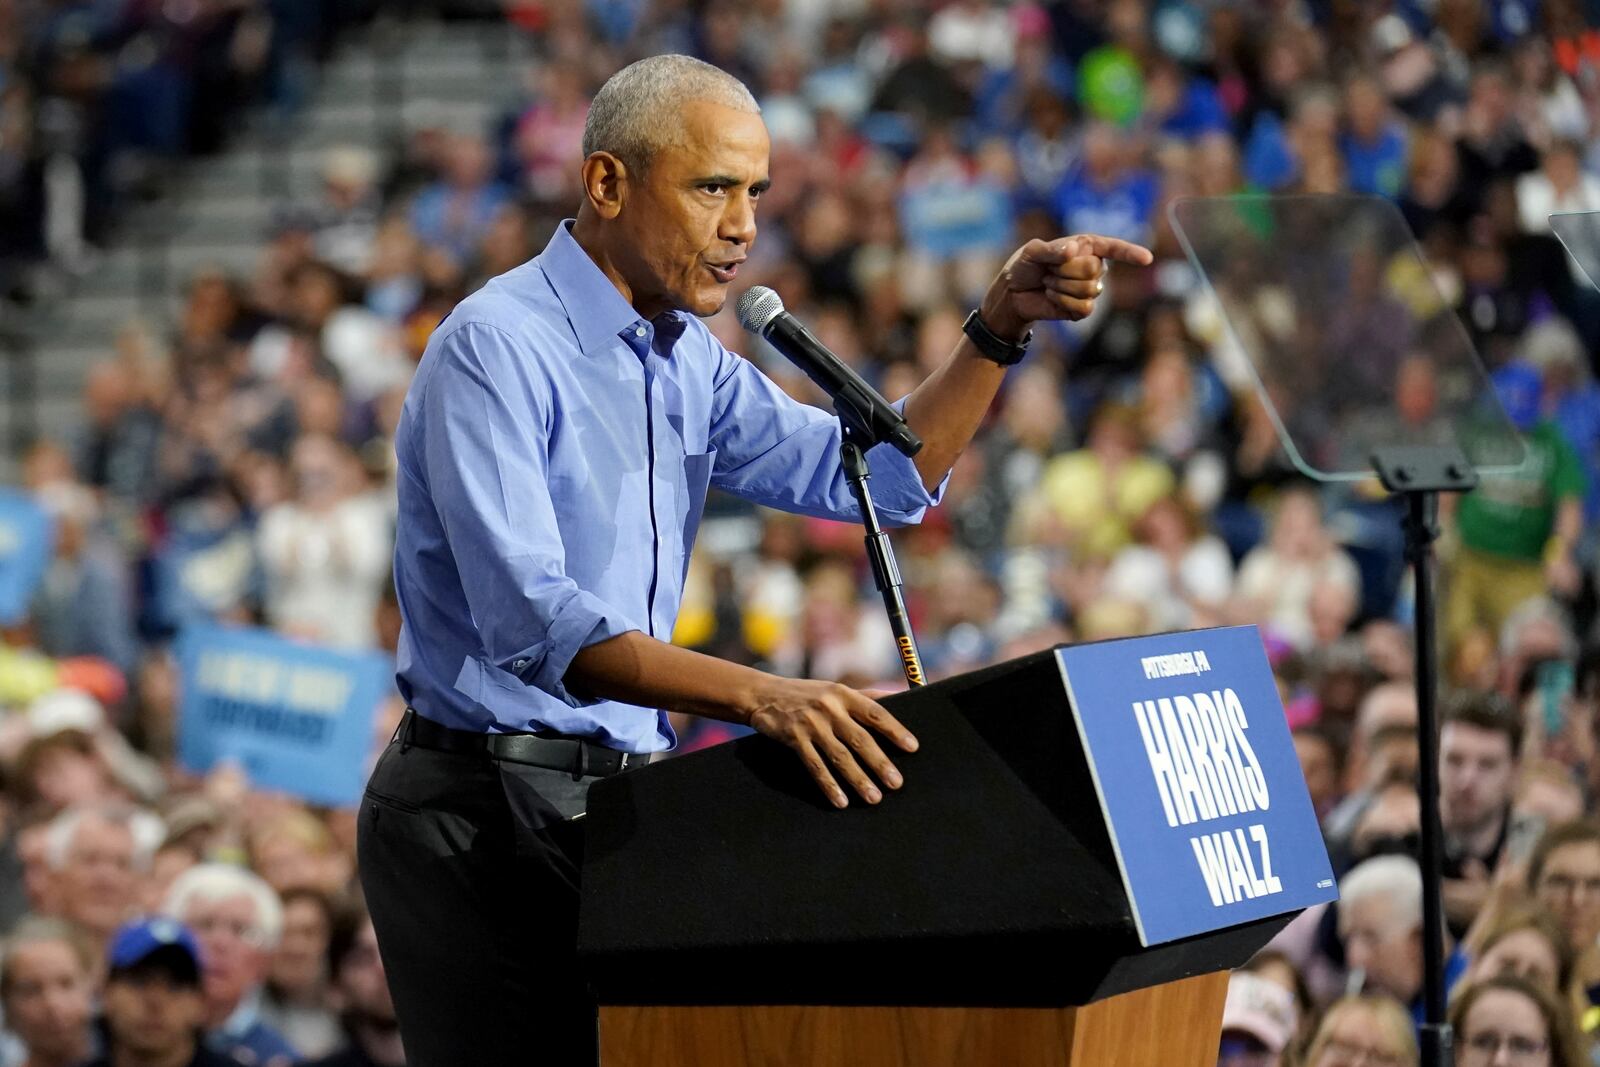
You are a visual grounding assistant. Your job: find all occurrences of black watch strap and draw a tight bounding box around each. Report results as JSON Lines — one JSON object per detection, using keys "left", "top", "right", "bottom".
{"left": 962, "top": 309, "right": 1032, "bottom": 366}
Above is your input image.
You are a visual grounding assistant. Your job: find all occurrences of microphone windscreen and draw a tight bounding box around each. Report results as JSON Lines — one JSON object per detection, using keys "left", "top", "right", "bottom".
{"left": 735, "top": 285, "right": 785, "bottom": 334}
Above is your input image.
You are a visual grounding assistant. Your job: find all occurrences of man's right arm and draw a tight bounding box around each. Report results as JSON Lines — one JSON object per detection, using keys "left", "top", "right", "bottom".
{"left": 566, "top": 633, "right": 917, "bottom": 809}
{"left": 419, "top": 323, "right": 638, "bottom": 706}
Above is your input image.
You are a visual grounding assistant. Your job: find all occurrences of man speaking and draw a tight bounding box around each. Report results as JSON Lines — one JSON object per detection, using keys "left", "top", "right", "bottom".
{"left": 358, "top": 54, "right": 1151, "bottom": 1065}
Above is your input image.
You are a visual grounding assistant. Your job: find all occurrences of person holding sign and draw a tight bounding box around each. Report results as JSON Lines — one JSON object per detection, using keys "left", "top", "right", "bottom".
{"left": 358, "top": 53, "right": 1152, "bottom": 1067}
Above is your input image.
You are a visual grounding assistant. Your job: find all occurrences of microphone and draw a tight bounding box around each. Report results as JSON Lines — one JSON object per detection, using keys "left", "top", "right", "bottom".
{"left": 736, "top": 286, "right": 922, "bottom": 457}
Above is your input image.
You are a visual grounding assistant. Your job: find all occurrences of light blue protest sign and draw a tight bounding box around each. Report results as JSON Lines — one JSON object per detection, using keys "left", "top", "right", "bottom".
{"left": 1058, "top": 625, "right": 1336, "bottom": 946}
{"left": 176, "top": 625, "right": 392, "bottom": 807}
{"left": 0, "top": 489, "right": 55, "bottom": 626}
{"left": 899, "top": 180, "right": 1015, "bottom": 260}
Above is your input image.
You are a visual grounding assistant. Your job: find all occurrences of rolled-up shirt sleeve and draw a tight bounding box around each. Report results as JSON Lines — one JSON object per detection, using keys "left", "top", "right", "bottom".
{"left": 419, "top": 323, "right": 637, "bottom": 706}
{"left": 706, "top": 344, "right": 948, "bottom": 526}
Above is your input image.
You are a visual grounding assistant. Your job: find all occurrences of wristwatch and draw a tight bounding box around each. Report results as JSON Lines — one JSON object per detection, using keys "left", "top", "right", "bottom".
{"left": 962, "top": 309, "right": 1032, "bottom": 366}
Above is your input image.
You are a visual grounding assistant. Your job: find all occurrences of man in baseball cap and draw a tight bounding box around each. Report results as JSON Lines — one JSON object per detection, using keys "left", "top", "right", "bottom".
{"left": 82, "top": 917, "right": 238, "bottom": 1067}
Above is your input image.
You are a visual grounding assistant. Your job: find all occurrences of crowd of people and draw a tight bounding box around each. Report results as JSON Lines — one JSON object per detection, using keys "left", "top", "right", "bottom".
{"left": 0, "top": 0, "right": 383, "bottom": 299}
{"left": 0, "top": 0, "right": 1599, "bottom": 1063}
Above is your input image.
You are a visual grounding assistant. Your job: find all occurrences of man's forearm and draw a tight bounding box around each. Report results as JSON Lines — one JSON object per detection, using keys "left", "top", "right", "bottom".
{"left": 565, "top": 630, "right": 916, "bottom": 808}
{"left": 901, "top": 314, "right": 1018, "bottom": 490}
{"left": 565, "top": 630, "right": 767, "bottom": 723}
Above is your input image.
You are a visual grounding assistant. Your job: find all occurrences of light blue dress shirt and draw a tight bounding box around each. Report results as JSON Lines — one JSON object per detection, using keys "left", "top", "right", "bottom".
{"left": 393, "top": 221, "right": 943, "bottom": 752}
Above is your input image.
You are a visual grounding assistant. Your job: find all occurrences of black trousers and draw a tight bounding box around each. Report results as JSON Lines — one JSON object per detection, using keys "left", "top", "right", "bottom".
{"left": 357, "top": 736, "right": 601, "bottom": 1066}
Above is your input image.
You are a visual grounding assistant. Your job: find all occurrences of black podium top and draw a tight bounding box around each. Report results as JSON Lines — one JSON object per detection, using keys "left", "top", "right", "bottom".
{"left": 578, "top": 649, "right": 1289, "bottom": 1007}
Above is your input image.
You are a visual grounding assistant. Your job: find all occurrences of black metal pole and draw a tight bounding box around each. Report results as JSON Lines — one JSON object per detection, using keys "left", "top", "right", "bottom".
{"left": 840, "top": 437, "right": 926, "bottom": 688}
{"left": 1371, "top": 446, "right": 1477, "bottom": 1067}
{"left": 1405, "top": 488, "right": 1453, "bottom": 1067}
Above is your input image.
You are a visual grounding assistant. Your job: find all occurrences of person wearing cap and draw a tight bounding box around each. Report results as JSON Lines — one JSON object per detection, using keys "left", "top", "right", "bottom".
{"left": 1443, "top": 360, "right": 1586, "bottom": 651}
{"left": 160, "top": 864, "right": 297, "bottom": 1067}
{"left": 1218, "top": 970, "right": 1299, "bottom": 1067}
{"left": 363, "top": 51, "right": 1149, "bottom": 1067}
{"left": 84, "top": 917, "right": 239, "bottom": 1067}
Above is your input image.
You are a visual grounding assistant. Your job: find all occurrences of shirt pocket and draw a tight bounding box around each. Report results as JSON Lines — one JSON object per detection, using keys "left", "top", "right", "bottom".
{"left": 681, "top": 449, "right": 717, "bottom": 581}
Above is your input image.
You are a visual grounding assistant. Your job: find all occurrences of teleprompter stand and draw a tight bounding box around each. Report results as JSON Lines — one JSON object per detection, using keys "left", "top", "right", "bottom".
{"left": 1371, "top": 445, "right": 1479, "bottom": 1067}
{"left": 1166, "top": 193, "right": 1532, "bottom": 1067}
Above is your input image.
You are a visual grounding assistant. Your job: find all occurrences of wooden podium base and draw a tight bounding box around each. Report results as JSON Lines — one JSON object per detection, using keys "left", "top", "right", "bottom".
{"left": 599, "top": 971, "right": 1229, "bottom": 1067}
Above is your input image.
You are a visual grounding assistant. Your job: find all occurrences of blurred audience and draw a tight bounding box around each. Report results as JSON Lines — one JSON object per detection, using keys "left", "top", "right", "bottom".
{"left": 0, "top": 2, "right": 1596, "bottom": 1066}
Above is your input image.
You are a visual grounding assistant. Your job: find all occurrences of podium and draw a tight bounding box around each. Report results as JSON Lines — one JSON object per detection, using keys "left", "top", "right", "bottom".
{"left": 580, "top": 631, "right": 1331, "bottom": 1065}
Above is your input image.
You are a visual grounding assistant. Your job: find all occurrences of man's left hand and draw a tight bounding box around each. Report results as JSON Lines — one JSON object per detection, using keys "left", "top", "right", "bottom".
{"left": 980, "top": 234, "right": 1155, "bottom": 340}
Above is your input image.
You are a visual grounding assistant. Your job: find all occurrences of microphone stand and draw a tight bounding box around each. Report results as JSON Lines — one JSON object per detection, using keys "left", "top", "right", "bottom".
{"left": 834, "top": 400, "right": 927, "bottom": 689}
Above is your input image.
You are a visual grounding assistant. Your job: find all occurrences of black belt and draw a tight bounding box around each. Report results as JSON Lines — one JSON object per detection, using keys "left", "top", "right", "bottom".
{"left": 397, "top": 708, "right": 641, "bottom": 778}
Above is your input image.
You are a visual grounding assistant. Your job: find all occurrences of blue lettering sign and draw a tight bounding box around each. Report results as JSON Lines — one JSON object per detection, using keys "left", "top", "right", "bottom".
{"left": 176, "top": 625, "right": 391, "bottom": 807}
{"left": 1058, "top": 625, "right": 1336, "bottom": 945}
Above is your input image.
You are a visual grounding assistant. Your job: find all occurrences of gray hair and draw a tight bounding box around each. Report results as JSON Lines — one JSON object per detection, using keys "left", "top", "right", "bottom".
{"left": 582, "top": 54, "right": 759, "bottom": 173}
{"left": 162, "top": 863, "right": 284, "bottom": 952}
{"left": 1340, "top": 854, "right": 1423, "bottom": 930}
{"left": 45, "top": 805, "right": 162, "bottom": 873}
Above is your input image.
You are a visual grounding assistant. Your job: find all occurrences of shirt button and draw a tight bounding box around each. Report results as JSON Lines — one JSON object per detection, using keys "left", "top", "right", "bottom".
{"left": 512, "top": 658, "right": 530, "bottom": 673}
{"left": 634, "top": 326, "right": 647, "bottom": 337}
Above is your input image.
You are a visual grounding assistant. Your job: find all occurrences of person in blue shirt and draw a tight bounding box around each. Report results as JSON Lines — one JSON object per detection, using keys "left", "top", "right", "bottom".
{"left": 1340, "top": 75, "right": 1410, "bottom": 199}
{"left": 1054, "top": 123, "right": 1161, "bottom": 245}
{"left": 357, "top": 53, "right": 1151, "bottom": 1067}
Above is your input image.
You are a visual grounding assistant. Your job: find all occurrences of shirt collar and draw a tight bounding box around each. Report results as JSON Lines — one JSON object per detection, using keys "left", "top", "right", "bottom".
{"left": 537, "top": 219, "right": 686, "bottom": 356}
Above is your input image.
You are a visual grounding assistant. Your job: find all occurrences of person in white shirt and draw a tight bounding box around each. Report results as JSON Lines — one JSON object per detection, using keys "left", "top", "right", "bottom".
{"left": 1516, "top": 139, "right": 1600, "bottom": 236}
{"left": 1234, "top": 487, "right": 1361, "bottom": 650}
{"left": 1105, "top": 494, "right": 1234, "bottom": 632}
{"left": 257, "top": 435, "right": 391, "bottom": 650}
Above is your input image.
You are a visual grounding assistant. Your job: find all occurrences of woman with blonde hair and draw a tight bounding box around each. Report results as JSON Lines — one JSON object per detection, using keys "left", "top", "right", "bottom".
{"left": 1295, "top": 994, "right": 1418, "bottom": 1067}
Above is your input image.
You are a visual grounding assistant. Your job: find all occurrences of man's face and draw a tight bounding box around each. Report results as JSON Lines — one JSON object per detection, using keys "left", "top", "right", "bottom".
{"left": 103, "top": 971, "right": 204, "bottom": 1058}
{"left": 183, "top": 893, "right": 268, "bottom": 1011}
{"left": 1340, "top": 895, "right": 1422, "bottom": 1003}
{"left": 2, "top": 940, "right": 93, "bottom": 1058}
{"left": 59, "top": 816, "right": 138, "bottom": 937}
{"left": 612, "top": 99, "right": 769, "bottom": 318}
{"left": 1440, "top": 723, "right": 1515, "bottom": 836}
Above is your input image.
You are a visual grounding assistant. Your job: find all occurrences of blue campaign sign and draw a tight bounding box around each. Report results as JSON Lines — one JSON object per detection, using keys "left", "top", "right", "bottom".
{"left": 0, "top": 490, "right": 55, "bottom": 626}
{"left": 1057, "top": 625, "right": 1336, "bottom": 946}
{"left": 176, "top": 625, "right": 392, "bottom": 807}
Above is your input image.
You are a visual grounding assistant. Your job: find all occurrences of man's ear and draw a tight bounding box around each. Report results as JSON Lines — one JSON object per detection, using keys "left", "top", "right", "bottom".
{"left": 581, "top": 152, "right": 628, "bottom": 220}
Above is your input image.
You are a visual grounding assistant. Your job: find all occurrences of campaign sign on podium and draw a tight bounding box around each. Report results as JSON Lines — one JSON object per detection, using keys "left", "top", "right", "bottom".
{"left": 1059, "top": 625, "right": 1336, "bottom": 946}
